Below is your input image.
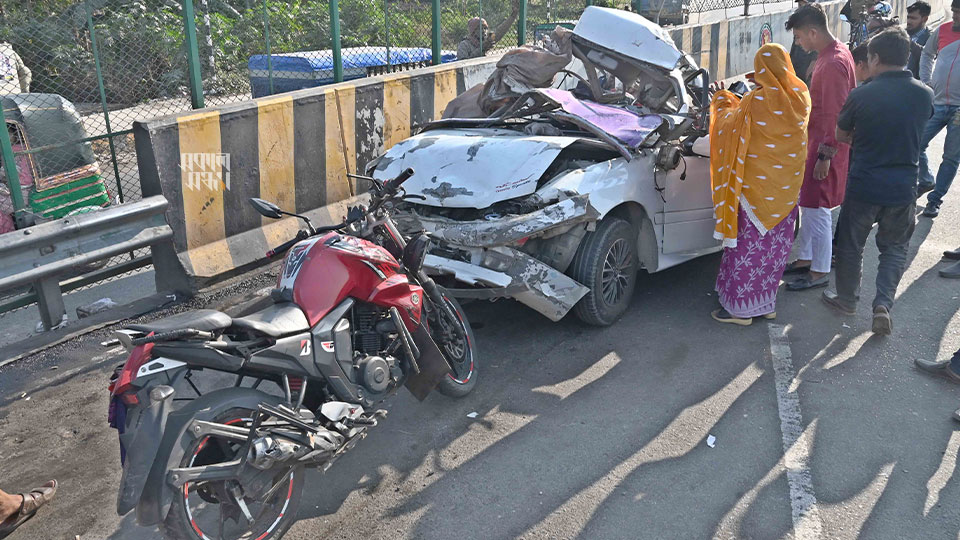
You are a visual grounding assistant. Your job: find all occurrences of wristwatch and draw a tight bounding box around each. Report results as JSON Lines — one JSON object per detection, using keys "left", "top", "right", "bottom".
{"left": 817, "top": 152, "right": 830, "bottom": 162}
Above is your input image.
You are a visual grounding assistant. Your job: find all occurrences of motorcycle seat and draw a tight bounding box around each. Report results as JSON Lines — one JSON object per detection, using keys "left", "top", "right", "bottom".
{"left": 128, "top": 309, "right": 232, "bottom": 334}
{"left": 231, "top": 303, "right": 310, "bottom": 338}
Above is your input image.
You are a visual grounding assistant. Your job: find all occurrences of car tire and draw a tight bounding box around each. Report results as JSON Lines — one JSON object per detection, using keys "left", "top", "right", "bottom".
{"left": 569, "top": 217, "right": 639, "bottom": 326}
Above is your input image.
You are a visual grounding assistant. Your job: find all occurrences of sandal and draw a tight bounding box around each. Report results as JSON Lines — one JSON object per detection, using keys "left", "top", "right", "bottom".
{"left": 711, "top": 308, "right": 752, "bottom": 326}
{"left": 0, "top": 480, "right": 57, "bottom": 539}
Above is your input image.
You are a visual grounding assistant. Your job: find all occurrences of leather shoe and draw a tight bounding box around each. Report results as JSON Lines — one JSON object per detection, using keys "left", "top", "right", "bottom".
{"left": 944, "top": 248, "right": 960, "bottom": 261}
{"left": 0, "top": 480, "right": 57, "bottom": 539}
{"left": 923, "top": 202, "right": 940, "bottom": 218}
{"left": 872, "top": 305, "right": 892, "bottom": 335}
{"left": 822, "top": 290, "right": 856, "bottom": 315}
{"left": 940, "top": 260, "right": 960, "bottom": 279}
{"left": 782, "top": 261, "right": 812, "bottom": 275}
{"left": 786, "top": 275, "right": 829, "bottom": 291}
{"left": 918, "top": 183, "right": 935, "bottom": 197}
{"left": 915, "top": 358, "right": 960, "bottom": 384}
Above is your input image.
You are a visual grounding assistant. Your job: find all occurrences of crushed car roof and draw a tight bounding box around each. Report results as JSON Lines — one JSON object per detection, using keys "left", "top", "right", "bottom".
{"left": 373, "top": 128, "right": 585, "bottom": 208}
{"left": 572, "top": 6, "right": 685, "bottom": 72}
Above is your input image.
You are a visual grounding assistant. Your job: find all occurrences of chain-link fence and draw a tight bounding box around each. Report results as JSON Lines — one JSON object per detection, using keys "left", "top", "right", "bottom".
{"left": 0, "top": 0, "right": 202, "bottom": 316}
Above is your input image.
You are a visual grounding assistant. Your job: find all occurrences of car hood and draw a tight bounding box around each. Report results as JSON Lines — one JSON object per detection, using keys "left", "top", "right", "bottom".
{"left": 371, "top": 128, "right": 583, "bottom": 208}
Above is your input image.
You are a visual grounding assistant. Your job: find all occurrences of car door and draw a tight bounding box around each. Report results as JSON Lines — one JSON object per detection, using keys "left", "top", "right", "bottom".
{"left": 660, "top": 153, "right": 720, "bottom": 254}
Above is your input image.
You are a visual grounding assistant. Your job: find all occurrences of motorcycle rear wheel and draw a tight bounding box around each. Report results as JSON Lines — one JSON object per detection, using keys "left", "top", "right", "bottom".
{"left": 161, "top": 407, "right": 305, "bottom": 540}
{"left": 434, "top": 295, "right": 479, "bottom": 398}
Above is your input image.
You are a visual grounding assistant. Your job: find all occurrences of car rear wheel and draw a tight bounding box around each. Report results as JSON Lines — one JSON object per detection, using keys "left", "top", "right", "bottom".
{"left": 569, "top": 217, "right": 639, "bottom": 326}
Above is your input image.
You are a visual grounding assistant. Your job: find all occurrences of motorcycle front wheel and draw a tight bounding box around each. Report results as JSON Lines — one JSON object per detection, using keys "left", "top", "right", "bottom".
{"left": 434, "top": 294, "right": 479, "bottom": 398}
{"left": 161, "top": 407, "right": 305, "bottom": 540}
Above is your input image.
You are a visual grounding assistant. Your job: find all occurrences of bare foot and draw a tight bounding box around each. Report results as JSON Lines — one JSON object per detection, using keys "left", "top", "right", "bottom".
{"left": 0, "top": 493, "right": 23, "bottom": 524}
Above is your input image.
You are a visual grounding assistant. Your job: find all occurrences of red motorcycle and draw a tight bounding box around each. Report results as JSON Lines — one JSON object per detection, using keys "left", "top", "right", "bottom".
{"left": 107, "top": 168, "right": 479, "bottom": 539}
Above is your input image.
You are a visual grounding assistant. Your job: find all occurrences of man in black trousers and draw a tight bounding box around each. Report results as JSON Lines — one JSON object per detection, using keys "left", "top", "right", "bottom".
{"left": 820, "top": 28, "right": 934, "bottom": 335}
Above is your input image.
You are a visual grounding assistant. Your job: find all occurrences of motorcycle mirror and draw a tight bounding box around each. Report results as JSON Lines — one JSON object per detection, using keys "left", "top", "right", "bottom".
{"left": 249, "top": 198, "right": 283, "bottom": 219}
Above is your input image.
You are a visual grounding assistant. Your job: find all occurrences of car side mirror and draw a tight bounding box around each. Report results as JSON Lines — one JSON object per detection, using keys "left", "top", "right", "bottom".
{"left": 249, "top": 198, "right": 283, "bottom": 219}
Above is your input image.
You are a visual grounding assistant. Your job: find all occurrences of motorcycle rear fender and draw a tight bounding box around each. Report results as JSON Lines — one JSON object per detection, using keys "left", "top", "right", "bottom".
{"left": 135, "top": 387, "right": 283, "bottom": 527}
{"left": 117, "top": 367, "right": 188, "bottom": 517}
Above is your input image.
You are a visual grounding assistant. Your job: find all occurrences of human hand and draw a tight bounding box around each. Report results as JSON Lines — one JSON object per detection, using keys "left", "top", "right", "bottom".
{"left": 709, "top": 80, "right": 725, "bottom": 99}
{"left": 813, "top": 158, "right": 831, "bottom": 180}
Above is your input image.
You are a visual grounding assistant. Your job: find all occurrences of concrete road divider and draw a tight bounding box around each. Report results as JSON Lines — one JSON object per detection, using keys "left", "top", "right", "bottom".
{"left": 134, "top": 57, "right": 499, "bottom": 293}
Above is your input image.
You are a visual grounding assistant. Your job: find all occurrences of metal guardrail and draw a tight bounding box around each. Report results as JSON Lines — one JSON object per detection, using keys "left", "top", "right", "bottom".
{"left": 0, "top": 195, "right": 172, "bottom": 331}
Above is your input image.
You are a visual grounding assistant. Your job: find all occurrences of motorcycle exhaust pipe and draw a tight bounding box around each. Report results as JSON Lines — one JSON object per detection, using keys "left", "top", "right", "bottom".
{"left": 248, "top": 429, "right": 344, "bottom": 470}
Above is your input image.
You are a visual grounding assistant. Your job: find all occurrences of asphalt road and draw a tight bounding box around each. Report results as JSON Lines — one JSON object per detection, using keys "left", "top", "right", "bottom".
{"left": 2, "top": 132, "right": 960, "bottom": 540}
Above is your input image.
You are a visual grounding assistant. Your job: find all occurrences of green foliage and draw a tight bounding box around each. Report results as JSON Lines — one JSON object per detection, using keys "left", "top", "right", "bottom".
{"left": 1, "top": 0, "right": 590, "bottom": 104}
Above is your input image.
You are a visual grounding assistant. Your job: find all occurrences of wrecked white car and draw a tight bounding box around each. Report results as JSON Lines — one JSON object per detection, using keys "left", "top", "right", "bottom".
{"left": 371, "top": 7, "right": 721, "bottom": 325}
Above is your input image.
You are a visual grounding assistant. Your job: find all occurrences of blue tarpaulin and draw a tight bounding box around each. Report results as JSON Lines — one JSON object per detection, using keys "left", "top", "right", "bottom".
{"left": 248, "top": 47, "right": 458, "bottom": 97}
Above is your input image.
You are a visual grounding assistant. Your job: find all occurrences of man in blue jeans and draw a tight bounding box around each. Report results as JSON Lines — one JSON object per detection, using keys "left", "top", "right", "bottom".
{"left": 918, "top": 0, "right": 960, "bottom": 217}
{"left": 821, "top": 28, "right": 933, "bottom": 334}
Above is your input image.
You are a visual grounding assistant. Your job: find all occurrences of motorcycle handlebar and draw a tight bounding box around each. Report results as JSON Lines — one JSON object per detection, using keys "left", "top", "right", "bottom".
{"left": 268, "top": 168, "right": 415, "bottom": 259}
{"left": 382, "top": 167, "right": 415, "bottom": 193}
{"left": 267, "top": 230, "right": 309, "bottom": 258}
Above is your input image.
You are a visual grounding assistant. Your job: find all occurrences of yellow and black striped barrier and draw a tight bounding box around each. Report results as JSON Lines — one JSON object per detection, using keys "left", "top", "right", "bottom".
{"left": 134, "top": 57, "right": 498, "bottom": 288}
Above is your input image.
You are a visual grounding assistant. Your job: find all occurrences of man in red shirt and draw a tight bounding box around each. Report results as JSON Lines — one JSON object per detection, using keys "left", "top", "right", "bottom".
{"left": 783, "top": 3, "right": 857, "bottom": 291}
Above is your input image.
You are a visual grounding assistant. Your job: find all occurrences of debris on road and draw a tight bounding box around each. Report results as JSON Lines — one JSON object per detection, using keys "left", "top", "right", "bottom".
{"left": 707, "top": 434, "right": 717, "bottom": 448}
{"left": 77, "top": 298, "right": 119, "bottom": 319}
{"left": 467, "top": 411, "right": 479, "bottom": 418}
{"left": 101, "top": 338, "right": 120, "bottom": 348}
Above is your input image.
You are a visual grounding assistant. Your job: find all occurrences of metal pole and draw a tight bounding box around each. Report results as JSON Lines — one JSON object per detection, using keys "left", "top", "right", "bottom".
{"left": 35, "top": 277, "right": 65, "bottom": 332}
{"left": 478, "top": 0, "right": 483, "bottom": 53}
{"left": 743, "top": 0, "right": 749, "bottom": 17}
{"left": 517, "top": 0, "right": 527, "bottom": 46}
{"left": 330, "top": 0, "right": 343, "bottom": 82}
{"left": 0, "top": 110, "right": 25, "bottom": 227}
{"left": 384, "top": 0, "right": 392, "bottom": 69}
{"left": 263, "top": 0, "right": 274, "bottom": 94}
{"left": 432, "top": 0, "right": 441, "bottom": 64}
{"left": 182, "top": 0, "right": 206, "bottom": 109}
{"left": 87, "top": 1, "right": 125, "bottom": 204}
{"left": 199, "top": 0, "right": 217, "bottom": 86}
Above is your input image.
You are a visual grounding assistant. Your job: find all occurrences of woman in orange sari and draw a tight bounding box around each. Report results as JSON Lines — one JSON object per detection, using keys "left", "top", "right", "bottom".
{"left": 710, "top": 43, "right": 811, "bottom": 325}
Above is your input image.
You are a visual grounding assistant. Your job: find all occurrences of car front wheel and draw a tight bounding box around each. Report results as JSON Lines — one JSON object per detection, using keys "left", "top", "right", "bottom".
{"left": 569, "top": 217, "right": 639, "bottom": 326}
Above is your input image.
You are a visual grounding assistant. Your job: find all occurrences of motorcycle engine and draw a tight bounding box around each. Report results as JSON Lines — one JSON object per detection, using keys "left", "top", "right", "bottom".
{"left": 357, "top": 355, "right": 397, "bottom": 394}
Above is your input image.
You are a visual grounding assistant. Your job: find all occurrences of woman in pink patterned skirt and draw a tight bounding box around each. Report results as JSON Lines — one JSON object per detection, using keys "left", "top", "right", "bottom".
{"left": 709, "top": 44, "right": 811, "bottom": 326}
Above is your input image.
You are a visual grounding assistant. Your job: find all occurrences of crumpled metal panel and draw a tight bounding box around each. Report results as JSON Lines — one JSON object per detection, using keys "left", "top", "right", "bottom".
{"left": 415, "top": 195, "right": 599, "bottom": 247}
{"left": 537, "top": 89, "right": 664, "bottom": 149}
{"left": 573, "top": 7, "right": 685, "bottom": 71}
{"left": 425, "top": 246, "right": 588, "bottom": 321}
{"left": 482, "top": 246, "right": 588, "bottom": 321}
{"left": 372, "top": 128, "right": 582, "bottom": 208}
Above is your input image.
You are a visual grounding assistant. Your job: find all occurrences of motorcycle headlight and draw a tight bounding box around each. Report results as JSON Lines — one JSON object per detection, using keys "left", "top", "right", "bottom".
{"left": 401, "top": 234, "right": 430, "bottom": 273}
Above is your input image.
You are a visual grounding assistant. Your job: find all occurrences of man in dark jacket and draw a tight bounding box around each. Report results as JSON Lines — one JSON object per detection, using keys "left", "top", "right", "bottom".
{"left": 907, "top": 1, "right": 932, "bottom": 79}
